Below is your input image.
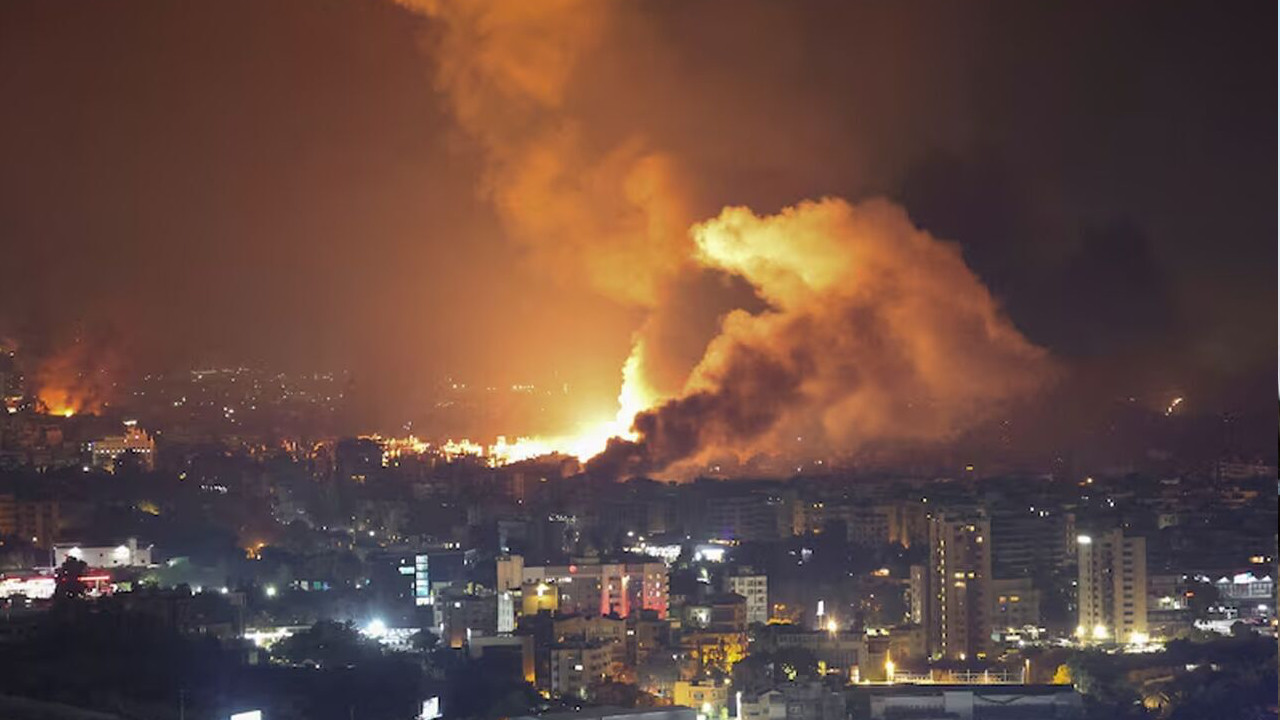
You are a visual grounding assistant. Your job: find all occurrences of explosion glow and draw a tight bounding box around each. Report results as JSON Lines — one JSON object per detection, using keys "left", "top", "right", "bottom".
{"left": 436, "top": 343, "right": 655, "bottom": 465}
{"left": 402, "top": 0, "right": 1053, "bottom": 477}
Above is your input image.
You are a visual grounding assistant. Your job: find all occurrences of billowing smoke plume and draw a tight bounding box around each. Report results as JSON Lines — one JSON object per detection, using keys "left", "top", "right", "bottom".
{"left": 590, "top": 198, "right": 1054, "bottom": 476}
{"left": 403, "top": 2, "right": 1054, "bottom": 477}
{"left": 396, "top": 0, "right": 692, "bottom": 308}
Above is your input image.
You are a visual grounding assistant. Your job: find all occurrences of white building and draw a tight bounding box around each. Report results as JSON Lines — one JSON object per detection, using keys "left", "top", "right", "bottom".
{"left": 54, "top": 538, "right": 152, "bottom": 568}
{"left": 1214, "top": 572, "right": 1275, "bottom": 618}
{"left": 867, "top": 686, "right": 1081, "bottom": 720}
{"left": 726, "top": 573, "right": 769, "bottom": 625}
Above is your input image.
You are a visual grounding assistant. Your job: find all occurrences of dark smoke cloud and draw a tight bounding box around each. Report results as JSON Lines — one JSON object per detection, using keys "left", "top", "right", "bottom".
{"left": 590, "top": 199, "right": 1054, "bottom": 477}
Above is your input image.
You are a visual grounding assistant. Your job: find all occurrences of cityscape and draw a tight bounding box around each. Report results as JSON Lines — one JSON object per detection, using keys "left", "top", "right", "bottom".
{"left": 0, "top": 2, "right": 1276, "bottom": 720}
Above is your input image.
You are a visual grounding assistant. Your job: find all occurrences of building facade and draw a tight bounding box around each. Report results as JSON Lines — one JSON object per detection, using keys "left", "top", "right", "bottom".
{"left": 928, "top": 511, "right": 993, "bottom": 660}
{"left": 1077, "top": 529, "right": 1148, "bottom": 643}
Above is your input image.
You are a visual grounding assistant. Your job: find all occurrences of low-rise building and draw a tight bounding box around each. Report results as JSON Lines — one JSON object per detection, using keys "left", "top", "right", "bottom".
{"left": 865, "top": 684, "right": 1083, "bottom": 720}
{"left": 86, "top": 423, "right": 156, "bottom": 472}
{"left": 673, "top": 681, "right": 729, "bottom": 720}
{"left": 549, "top": 641, "right": 613, "bottom": 699}
{"left": 54, "top": 538, "right": 152, "bottom": 568}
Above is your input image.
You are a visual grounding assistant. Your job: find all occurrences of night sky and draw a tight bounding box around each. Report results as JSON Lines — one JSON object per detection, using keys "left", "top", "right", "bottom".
{"left": 0, "top": 1, "right": 1274, "bottom": 450}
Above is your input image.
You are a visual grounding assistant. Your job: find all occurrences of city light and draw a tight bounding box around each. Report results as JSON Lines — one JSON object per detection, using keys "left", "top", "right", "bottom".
{"left": 363, "top": 618, "right": 388, "bottom": 638}
{"left": 0, "top": 7, "right": 1271, "bottom": 720}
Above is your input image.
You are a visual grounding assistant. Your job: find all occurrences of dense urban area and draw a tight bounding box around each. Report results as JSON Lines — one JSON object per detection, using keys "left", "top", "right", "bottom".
{"left": 0, "top": 350, "right": 1275, "bottom": 720}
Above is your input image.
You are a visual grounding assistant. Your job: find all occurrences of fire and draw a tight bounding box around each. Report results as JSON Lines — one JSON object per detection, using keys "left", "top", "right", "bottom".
{"left": 34, "top": 338, "right": 116, "bottom": 417}
{"left": 476, "top": 340, "right": 659, "bottom": 465}
{"left": 36, "top": 390, "right": 91, "bottom": 418}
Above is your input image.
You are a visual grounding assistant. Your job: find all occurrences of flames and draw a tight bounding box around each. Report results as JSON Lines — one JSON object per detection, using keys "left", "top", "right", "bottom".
{"left": 456, "top": 342, "right": 658, "bottom": 465}
{"left": 400, "top": 1, "right": 1055, "bottom": 477}
{"left": 34, "top": 342, "right": 112, "bottom": 417}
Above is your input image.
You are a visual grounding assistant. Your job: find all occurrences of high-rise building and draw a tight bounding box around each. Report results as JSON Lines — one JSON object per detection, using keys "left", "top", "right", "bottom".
{"left": 927, "top": 510, "right": 993, "bottom": 661}
{"left": 989, "top": 507, "right": 1072, "bottom": 578}
{"left": 1077, "top": 529, "right": 1147, "bottom": 644}
{"left": 907, "top": 564, "right": 927, "bottom": 625}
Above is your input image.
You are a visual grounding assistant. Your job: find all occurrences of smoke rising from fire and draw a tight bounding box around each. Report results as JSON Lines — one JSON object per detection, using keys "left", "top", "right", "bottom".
{"left": 591, "top": 199, "right": 1054, "bottom": 476}
{"left": 34, "top": 336, "right": 120, "bottom": 417}
{"left": 398, "top": 0, "right": 693, "bottom": 308}
{"left": 403, "top": 1, "right": 1054, "bottom": 475}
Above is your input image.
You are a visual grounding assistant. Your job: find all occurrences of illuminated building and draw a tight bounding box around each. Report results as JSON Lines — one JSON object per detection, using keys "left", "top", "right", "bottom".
{"left": 1076, "top": 529, "right": 1147, "bottom": 644}
{"left": 673, "top": 681, "right": 729, "bottom": 720}
{"left": 522, "top": 579, "right": 561, "bottom": 615}
{"left": 928, "top": 511, "right": 993, "bottom": 661}
{"left": 497, "top": 554, "right": 525, "bottom": 591}
{"left": 512, "top": 708, "right": 696, "bottom": 720}
{"left": 53, "top": 538, "right": 152, "bottom": 568}
{"left": 907, "top": 564, "right": 927, "bottom": 624}
{"left": 0, "top": 573, "right": 56, "bottom": 599}
{"left": 86, "top": 423, "right": 156, "bottom": 472}
{"left": 724, "top": 570, "right": 769, "bottom": 625}
{"left": 522, "top": 561, "right": 668, "bottom": 618}
{"left": 1213, "top": 572, "right": 1275, "bottom": 618}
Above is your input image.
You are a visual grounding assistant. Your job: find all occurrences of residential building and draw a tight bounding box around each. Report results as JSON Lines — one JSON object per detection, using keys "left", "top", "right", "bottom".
{"left": 928, "top": 510, "right": 993, "bottom": 660}
{"left": 724, "top": 571, "right": 769, "bottom": 625}
{"left": 86, "top": 423, "right": 156, "bottom": 472}
{"left": 990, "top": 577, "right": 1042, "bottom": 631}
{"left": 673, "top": 681, "right": 729, "bottom": 720}
{"left": 549, "top": 641, "right": 612, "bottom": 699}
{"left": 523, "top": 561, "right": 667, "bottom": 618}
{"left": 1077, "top": 529, "right": 1147, "bottom": 644}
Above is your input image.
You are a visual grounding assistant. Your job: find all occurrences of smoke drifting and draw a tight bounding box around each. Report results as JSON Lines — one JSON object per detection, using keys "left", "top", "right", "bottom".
{"left": 405, "top": 2, "right": 1054, "bottom": 476}
{"left": 590, "top": 199, "right": 1054, "bottom": 476}
{"left": 397, "top": 0, "right": 692, "bottom": 308}
{"left": 33, "top": 334, "right": 123, "bottom": 417}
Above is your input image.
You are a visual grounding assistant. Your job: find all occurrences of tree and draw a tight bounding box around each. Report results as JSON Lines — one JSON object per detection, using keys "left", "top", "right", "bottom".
{"left": 410, "top": 628, "right": 439, "bottom": 653}
{"left": 53, "top": 557, "right": 89, "bottom": 603}
{"left": 273, "top": 620, "right": 379, "bottom": 668}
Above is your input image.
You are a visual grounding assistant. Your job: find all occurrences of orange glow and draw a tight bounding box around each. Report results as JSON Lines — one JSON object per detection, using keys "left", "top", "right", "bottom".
{"left": 457, "top": 340, "right": 659, "bottom": 465}
{"left": 34, "top": 340, "right": 114, "bottom": 417}
{"left": 37, "top": 392, "right": 91, "bottom": 418}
